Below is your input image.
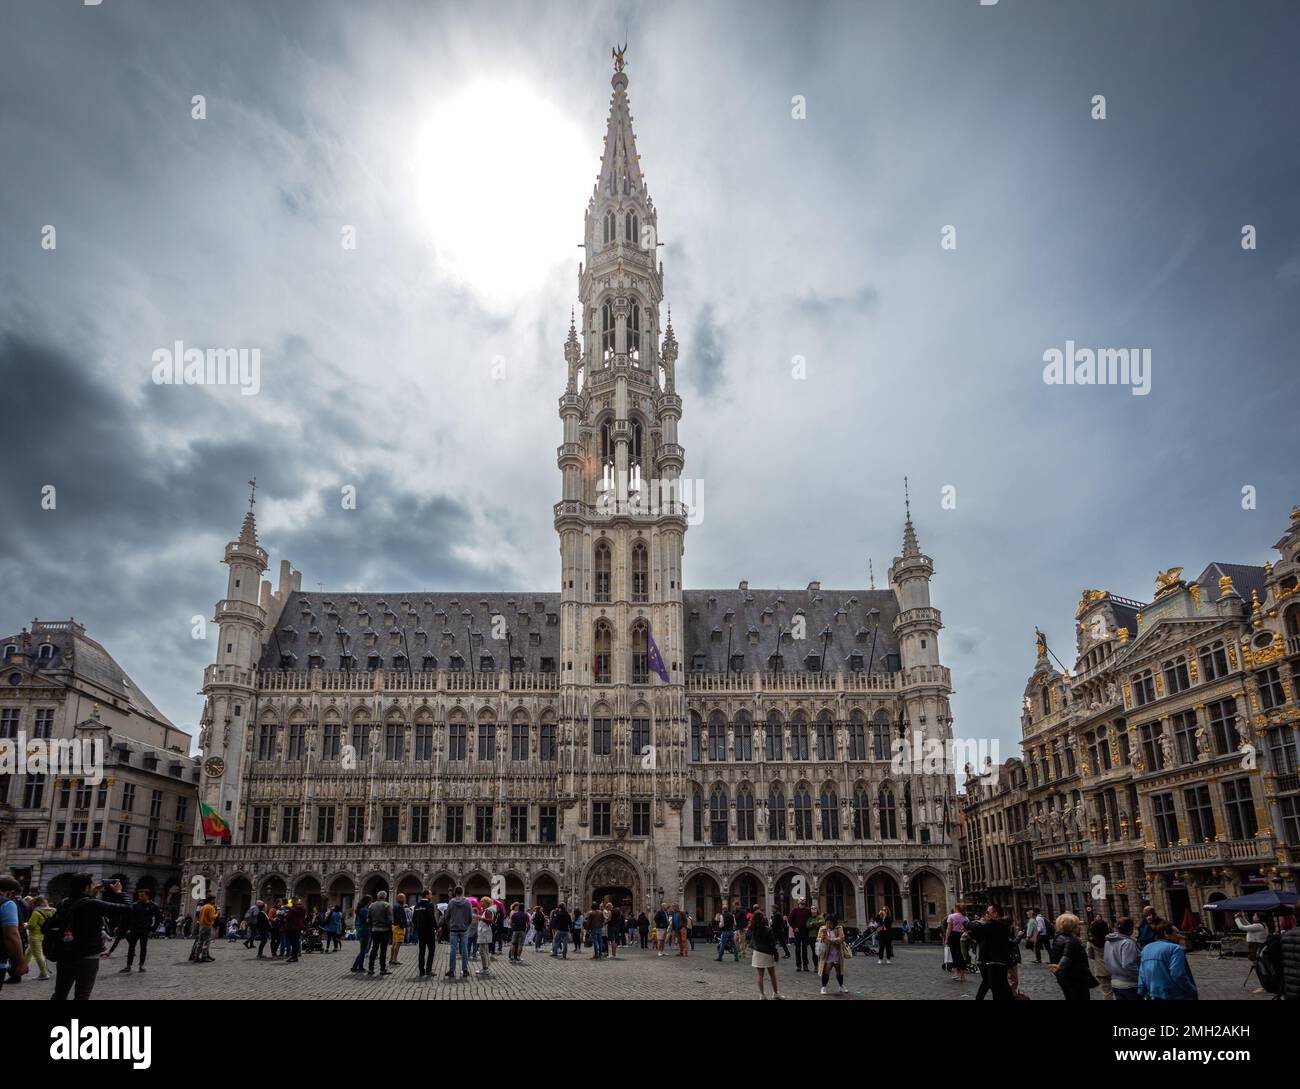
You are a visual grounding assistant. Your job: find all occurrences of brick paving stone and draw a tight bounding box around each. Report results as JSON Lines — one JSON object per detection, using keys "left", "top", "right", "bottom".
{"left": 5, "top": 938, "right": 1273, "bottom": 1001}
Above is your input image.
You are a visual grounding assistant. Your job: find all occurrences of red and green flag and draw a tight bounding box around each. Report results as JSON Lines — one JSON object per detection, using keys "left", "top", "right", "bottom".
{"left": 200, "top": 802, "right": 232, "bottom": 844}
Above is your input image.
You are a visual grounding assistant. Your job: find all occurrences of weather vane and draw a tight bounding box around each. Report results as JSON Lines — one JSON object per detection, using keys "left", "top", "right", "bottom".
{"left": 247, "top": 476, "right": 257, "bottom": 510}
{"left": 613, "top": 43, "right": 627, "bottom": 73}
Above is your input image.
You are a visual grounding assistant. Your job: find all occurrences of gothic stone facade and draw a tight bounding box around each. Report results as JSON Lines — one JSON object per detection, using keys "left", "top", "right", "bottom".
{"left": 184, "top": 56, "right": 958, "bottom": 929}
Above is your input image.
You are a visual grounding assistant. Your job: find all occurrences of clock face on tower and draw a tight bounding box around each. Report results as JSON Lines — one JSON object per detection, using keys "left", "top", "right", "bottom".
{"left": 203, "top": 757, "right": 225, "bottom": 777}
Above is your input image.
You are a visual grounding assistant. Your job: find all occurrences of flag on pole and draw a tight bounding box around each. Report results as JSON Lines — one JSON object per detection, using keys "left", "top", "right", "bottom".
{"left": 200, "top": 801, "right": 232, "bottom": 844}
{"left": 647, "top": 631, "right": 670, "bottom": 683}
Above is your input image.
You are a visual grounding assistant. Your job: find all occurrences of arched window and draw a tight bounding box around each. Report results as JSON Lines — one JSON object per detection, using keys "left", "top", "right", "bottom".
{"left": 790, "top": 712, "right": 810, "bottom": 760}
{"left": 625, "top": 210, "right": 638, "bottom": 244}
{"left": 871, "top": 711, "right": 892, "bottom": 761}
{"left": 767, "top": 784, "right": 787, "bottom": 841}
{"left": 691, "top": 786, "right": 703, "bottom": 842}
{"left": 594, "top": 540, "right": 611, "bottom": 602}
{"left": 736, "top": 783, "right": 755, "bottom": 841}
{"left": 629, "top": 420, "right": 643, "bottom": 492}
{"left": 602, "top": 210, "right": 615, "bottom": 245}
{"left": 707, "top": 712, "right": 727, "bottom": 761}
{"left": 734, "top": 712, "right": 753, "bottom": 760}
{"left": 593, "top": 621, "right": 612, "bottom": 683}
{"left": 879, "top": 785, "right": 898, "bottom": 839}
{"left": 765, "top": 712, "right": 783, "bottom": 761}
{"left": 629, "top": 302, "right": 641, "bottom": 365}
{"left": 600, "top": 299, "right": 615, "bottom": 361}
{"left": 853, "top": 782, "right": 871, "bottom": 839}
{"left": 903, "top": 781, "right": 915, "bottom": 839}
{"left": 848, "top": 710, "right": 867, "bottom": 760}
{"left": 631, "top": 541, "right": 648, "bottom": 602}
{"left": 821, "top": 873, "right": 848, "bottom": 920}
{"left": 820, "top": 785, "right": 839, "bottom": 840}
{"left": 630, "top": 621, "right": 649, "bottom": 684}
{"left": 815, "top": 712, "right": 835, "bottom": 761}
{"left": 793, "top": 785, "right": 813, "bottom": 841}
{"left": 690, "top": 712, "right": 702, "bottom": 762}
{"left": 709, "top": 783, "right": 728, "bottom": 845}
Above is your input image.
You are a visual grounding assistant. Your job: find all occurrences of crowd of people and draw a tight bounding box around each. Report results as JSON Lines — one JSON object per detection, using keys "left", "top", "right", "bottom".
{"left": 6, "top": 873, "right": 1300, "bottom": 1001}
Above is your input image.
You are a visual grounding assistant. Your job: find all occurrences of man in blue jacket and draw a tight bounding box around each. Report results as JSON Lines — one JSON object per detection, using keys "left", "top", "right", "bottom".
{"left": 1138, "top": 922, "right": 1197, "bottom": 1000}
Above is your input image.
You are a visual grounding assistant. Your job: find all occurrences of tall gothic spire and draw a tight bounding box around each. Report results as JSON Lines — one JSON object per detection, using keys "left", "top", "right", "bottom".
{"left": 596, "top": 45, "right": 645, "bottom": 199}
{"left": 239, "top": 477, "right": 259, "bottom": 547}
{"left": 901, "top": 476, "right": 920, "bottom": 558}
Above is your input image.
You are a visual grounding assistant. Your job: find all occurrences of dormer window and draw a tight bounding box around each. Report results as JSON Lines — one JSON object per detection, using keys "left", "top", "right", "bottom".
{"left": 729, "top": 653, "right": 745, "bottom": 673}
{"left": 804, "top": 653, "right": 821, "bottom": 673}
{"left": 850, "top": 652, "right": 864, "bottom": 672}
{"left": 308, "top": 653, "right": 324, "bottom": 671}
{"left": 479, "top": 655, "right": 495, "bottom": 673}
{"left": 2, "top": 645, "right": 15, "bottom": 662}
{"left": 690, "top": 652, "right": 707, "bottom": 673}
{"left": 767, "top": 653, "right": 784, "bottom": 673}
{"left": 422, "top": 655, "right": 438, "bottom": 671}
{"left": 449, "top": 654, "right": 465, "bottom": 672}
{"left": 38, "top": 643, "right": 54, "bottom": 661}
{"left": 366, "top": 654, "right": 382, "bottom": 672}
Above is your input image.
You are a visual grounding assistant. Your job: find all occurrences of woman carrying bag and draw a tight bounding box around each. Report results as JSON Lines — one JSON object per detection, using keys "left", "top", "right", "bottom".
{"left": 815, "top": 913, "right": 849, "bottom": 995}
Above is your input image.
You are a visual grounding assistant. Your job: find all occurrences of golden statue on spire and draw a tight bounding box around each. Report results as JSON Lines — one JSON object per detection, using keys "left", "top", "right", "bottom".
{"left": 613, "top": 43, "right": 627, "bottom": 72}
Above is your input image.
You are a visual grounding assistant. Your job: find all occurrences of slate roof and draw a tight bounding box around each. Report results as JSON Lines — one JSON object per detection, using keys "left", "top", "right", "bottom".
{"left": 1196, "top": 562, "right": 1268, "bottom": 604}
{"left": 260, "top": 587, "right": 903, "bottom": 674}
{"left": 1, "top": 621, "right": 173, "bottom": 726}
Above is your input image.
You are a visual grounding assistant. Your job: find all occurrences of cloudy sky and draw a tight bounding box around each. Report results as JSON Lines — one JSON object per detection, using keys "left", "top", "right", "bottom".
{"left": 2, "top": 0, "right": 1297, "bottom": 762}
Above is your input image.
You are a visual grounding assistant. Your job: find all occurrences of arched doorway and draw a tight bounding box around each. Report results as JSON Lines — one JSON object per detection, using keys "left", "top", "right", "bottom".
{"left": 819, "top": 871, "right": 854, "bottom": 924}
{"left": 684, "top": 870, "right": 721, "bottom": 925}
{"left": 773, "top": 870, "right": 803, "bottom": 915}
{"left": 533, "top": 873, "right": 559, "bottom": 910}
{"left": 465, "top": 873, "right": 491, "bottom": 900}
{"left": 430, "top": 873, "right": 455, "bottom": 903}
{"left": 396, "top": 872, "right": 423, "bottom": 905}
{"left": 259, "top": 874, "right": 288, "bottom": 904}
{"left": 908, "top": 869, "right": 945, "bottom": 932}
{"left": 225, "top": 876, "right": 253, "bottom": 919}
{"left": 294, "top": 874, "right": 322, "bottom": 913}
{"left": 729, "top": 871, "right": 764, "bottom": 913}
{"left": 865, "top": 870, "right": 902, "bottom": 921}
{"left": 585, "top": 853, "right": 639, "bottom": 913}
{"left": 327, "top": 874, "right": 356, "bottom": 917}
{"left": 505, "top": 873, "right": 526, "bottom": 908}
{"left": 361, "top": 873, "right": 389, "bottom": 900}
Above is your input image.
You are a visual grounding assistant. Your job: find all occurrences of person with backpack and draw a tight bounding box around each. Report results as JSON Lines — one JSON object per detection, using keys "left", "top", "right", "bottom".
{"left": 23, "top": 896, "right": 53, "bottom": 981}
{"left": 45, "top": 873, "right": 134, "bottom": 1000}
{"left": 119, "top": 888, "right": 161, "bottom": 974}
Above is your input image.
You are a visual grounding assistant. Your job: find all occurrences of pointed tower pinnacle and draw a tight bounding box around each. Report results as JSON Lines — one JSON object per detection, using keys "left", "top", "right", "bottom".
{"left": 598, "top": 44, "right": 645, "bottom": 199}
{"left": 239, "top": 477, "right": 259, "bottom": 547}
{"left": 901, "top": 476, "right": 920, "bottom": 558}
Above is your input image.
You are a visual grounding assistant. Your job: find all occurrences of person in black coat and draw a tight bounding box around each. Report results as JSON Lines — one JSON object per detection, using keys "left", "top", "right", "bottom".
{"left": 1049, "top": 913, "right": 1093, "bottom": 1000}
{"left": 49, "top": 874, "right": 133, "bottom": 1001}
{"left": 966, "top": 904, "right": 1015, "bottom": 1001}
{"left": 119, "top": 889, "right": 161, "bottom": 973}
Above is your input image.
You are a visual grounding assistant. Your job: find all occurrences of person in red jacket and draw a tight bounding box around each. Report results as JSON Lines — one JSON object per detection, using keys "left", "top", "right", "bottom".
{"left": 283, "top": 899, "right": 307, "bottom": 963}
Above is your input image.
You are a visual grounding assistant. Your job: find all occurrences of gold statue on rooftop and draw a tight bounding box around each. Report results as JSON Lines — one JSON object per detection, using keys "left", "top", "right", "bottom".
{"left": 613, "top": 43, "right": 627, "bottom": 72}
{"left": 1154, "top": 566, "right": 1183, "bottom": 596}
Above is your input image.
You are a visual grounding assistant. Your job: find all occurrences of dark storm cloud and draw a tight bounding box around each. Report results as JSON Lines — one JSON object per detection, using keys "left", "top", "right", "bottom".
{"left": 688, "top": 304, "right": 725, "bottom": 397}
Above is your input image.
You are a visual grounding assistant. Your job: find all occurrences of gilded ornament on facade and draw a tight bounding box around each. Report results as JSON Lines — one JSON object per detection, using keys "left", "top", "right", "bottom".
{"left": 1154, "top": 567, "right": 1183, "bottom": 597}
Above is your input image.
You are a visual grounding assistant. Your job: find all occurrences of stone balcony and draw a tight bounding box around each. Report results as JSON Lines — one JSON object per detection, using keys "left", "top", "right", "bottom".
{"left": 1146, "top": 835, "right": 1275, "bottom": 871}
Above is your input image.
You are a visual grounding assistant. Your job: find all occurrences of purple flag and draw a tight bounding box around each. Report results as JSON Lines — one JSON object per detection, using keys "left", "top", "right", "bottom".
{"left": 646, "top": 631, "right": 670, "bottom": 683}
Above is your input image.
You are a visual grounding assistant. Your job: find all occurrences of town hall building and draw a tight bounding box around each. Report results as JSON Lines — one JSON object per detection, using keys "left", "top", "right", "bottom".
{"left": 183, "top": 51, "right": 959, "bottom": 932}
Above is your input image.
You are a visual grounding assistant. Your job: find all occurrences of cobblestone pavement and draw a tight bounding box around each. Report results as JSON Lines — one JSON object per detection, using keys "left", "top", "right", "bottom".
{"left": 5, "top": 938, "right": 1274, "bottom": 1001}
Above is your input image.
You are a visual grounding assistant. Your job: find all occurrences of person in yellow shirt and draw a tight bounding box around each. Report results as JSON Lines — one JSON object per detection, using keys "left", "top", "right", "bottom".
{"left": 24, "top": 896, "right": 52, "bottom": 980}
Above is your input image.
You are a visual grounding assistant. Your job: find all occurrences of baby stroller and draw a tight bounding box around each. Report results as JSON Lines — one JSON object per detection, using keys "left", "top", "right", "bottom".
{"left": 848, "top": 926, "right": 876, "bottom": 956}
{"left": 301, "top": 925, "right": 325, "bottom": 954}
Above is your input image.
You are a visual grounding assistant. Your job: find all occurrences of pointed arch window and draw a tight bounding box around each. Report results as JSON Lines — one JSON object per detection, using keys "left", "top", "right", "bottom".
{"left": 625, "top": 210, "right": 639, "bottom": 244}
{"left": 815, "top": 712, "right": 835, "bottom": 761}
{"left": 871, "top": 711, "right": 892, "bottom": 761}
{"left": 691, "top": 786, "right": 704, "bottom": 842}
{"left": 709, "top": 783, "right": 728, "bottom": 845}
{"left": 629, "top": 419, "right": 644, "bottom": 492}
{"left": 734, "top": 712, "right": 753, "bottom": 761}
{"left": 765, "top": 712, "right": 784, "bottom": 761}
{"left": 790, "top": 712, "right": 810, "bottom": 760}
{"left": 736, "top": 783, "right": 755, "bottom": 841}
{"left": 601, "top": 300, "right": 615, "bottom": 362}
{"left": 629, "top": 302, "right": 642, "bottom": 365}
{"left": 903, "top": 782, "right": 915, "bottom": 839}
{"left": 602, "top": 210, "right": 615, "bottom": 245}
{"left": 631, "top": 541, "right": 648, "bottom": 602}
{"left": 793, "top": 784, "right": 813, "bottom": 841}
{"left": 820, "top": 785, "right": 839, "bottom": 840}
{"left": 879, "top": 785, "right": 898, "bottom": 839}
{"left": 690, "top": 712, "right": 702, "bottom": 761}
{"left": 853, "top": 782, "right": 871, "bottom": 839}
{"left": 593, "top": 621, "right": 612, "bottom": 684}
{"left": 630, "top": 621, "right": 649, "bottom": 684}
{"left": 767, "top": 784, "right": 787, "bottom": 841}
{"left": 707, "top": 711, "right": 727, "bottom": 761}
{"left": 594, "top": 540, "right": 612, "bottom": 602}
{"left": 848, "top": 711, "right": 867, "bottom": 760}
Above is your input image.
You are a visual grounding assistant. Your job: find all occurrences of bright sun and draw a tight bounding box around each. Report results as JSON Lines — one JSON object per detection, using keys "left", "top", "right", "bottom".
{"left": 413, "top": 79, "right": 593, "bottom": 310}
